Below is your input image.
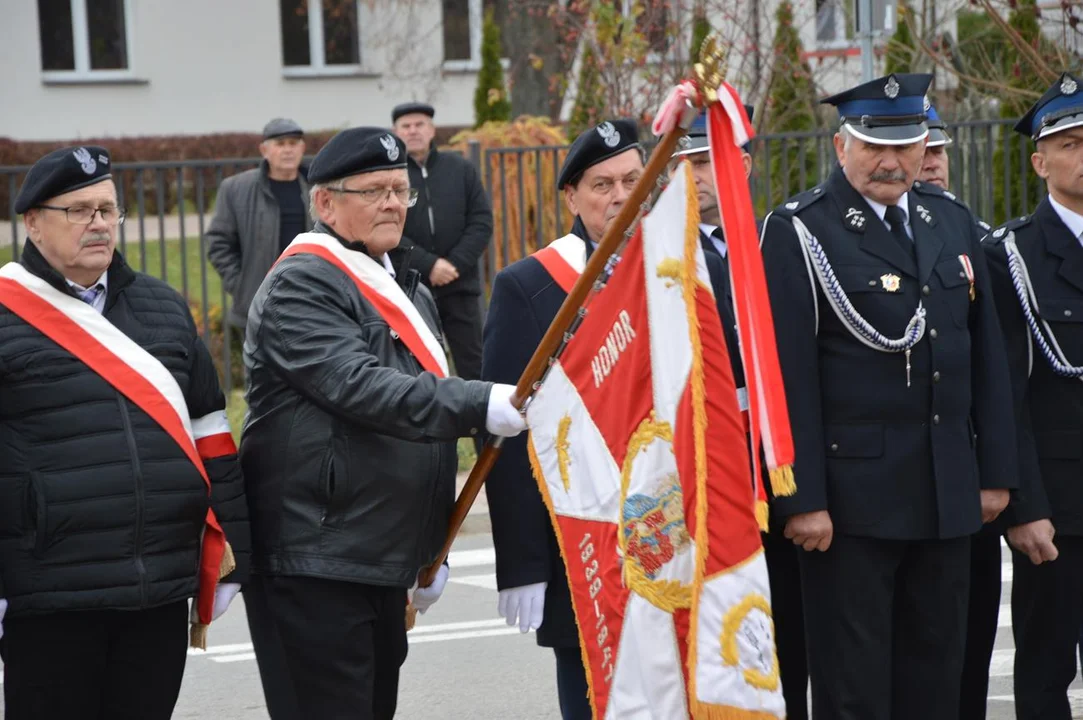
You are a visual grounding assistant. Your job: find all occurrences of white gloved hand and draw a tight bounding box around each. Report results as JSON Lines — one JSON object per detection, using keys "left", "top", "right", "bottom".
{"left": 0, "top": 598, "right": 7, "bottom": 640}
{"left": 497, "top": 582, "right": 547, "bottom": 633}
{"left": 212, "top": 582, "right": 242, "bottom": 621}
{"left": 485, "top": 384, "right": 527, "bottom": 438}
{"left": 410, "top": 564, "right": 450, "bottom": 615}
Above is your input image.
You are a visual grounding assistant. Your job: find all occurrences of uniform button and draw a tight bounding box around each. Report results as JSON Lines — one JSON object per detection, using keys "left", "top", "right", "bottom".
{"left": 868, "top": 280, "right": 877, "bottom": 287}
{"left": 469, "top": 427, "right": 478, "bottom": 436}
{"left": 830, "top": 443, "right": 839, "bottom": 452}
{"left": 933, "top": 371, "right": 941, "bottom": 382}
{"left": 922, "top": 285, "right": 931, "bottom": 296}
{"left": 932, "top": 414, "right": 940, "bottom": 425}
{"left": 1065, "top": 309, "right": 1073, "bottom": 318}
{"left": 930, "top": 328, "right": 939, "bottom": 339}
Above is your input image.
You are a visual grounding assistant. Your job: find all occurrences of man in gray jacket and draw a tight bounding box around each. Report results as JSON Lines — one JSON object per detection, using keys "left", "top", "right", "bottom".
{"left": 206, "top": 118, "right": 312, "bottom": 338}
{"left": 241, "top": 126, "right": 525, "bottom": 719}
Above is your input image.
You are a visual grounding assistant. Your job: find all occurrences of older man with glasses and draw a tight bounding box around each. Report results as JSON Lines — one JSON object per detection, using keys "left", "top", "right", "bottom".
{"left": 0, "top": 145, "right": 249, "bottom": 719}
{"left": 240, "top": 127, "right": 526, "bottom": 719}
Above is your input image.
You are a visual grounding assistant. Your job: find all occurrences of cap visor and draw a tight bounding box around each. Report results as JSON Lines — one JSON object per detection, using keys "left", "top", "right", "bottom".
{"left": 671, "top": 138, "right": 709, "bottom": 157}
{"left": 844, "top": 122, "right": 929, "bottom": 146}
{"left": 926, "top": 128, "right": 952, "bottom": 147}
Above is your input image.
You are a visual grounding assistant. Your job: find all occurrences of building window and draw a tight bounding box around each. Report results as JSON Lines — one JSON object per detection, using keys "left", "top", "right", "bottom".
{"left": 38, "top": 0, "right": 133, "bottom": 80}
{"left": 442, "top": 0, "right": 503, "bottom": 70}
{"left": 816, "top": 0, "right": 894, "bottom": 45}
{"left": 280, "top": 0, "right": 363, "bottom": 76}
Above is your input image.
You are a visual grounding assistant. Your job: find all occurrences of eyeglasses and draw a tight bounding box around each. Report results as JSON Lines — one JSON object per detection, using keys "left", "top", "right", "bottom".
{"left": 36, "top": 205, "right": 127, "bottom": 226}
{"left": 331, "top": 186, "right": 419, "bottom": 208}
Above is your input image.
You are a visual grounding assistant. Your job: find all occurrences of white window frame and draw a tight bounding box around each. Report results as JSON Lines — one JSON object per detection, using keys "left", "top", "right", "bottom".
{"left": 281, "top": 0, "right": 368, "bottom": 78}
{"left": 442, "top": 0, "right": 484, "bottom": 72}
{"left": 40, "top": 0, "right": 136, "bottom": 83}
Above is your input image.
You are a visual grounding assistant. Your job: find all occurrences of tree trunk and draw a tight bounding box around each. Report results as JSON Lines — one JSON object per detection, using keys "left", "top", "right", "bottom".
{"left": 506, "top": 0, "right": 567, "bottom": 119}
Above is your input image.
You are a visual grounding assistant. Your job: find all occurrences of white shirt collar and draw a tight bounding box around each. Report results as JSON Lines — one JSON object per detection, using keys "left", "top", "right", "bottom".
{"left": 66, "top": 271, "right": 108, "bottom": 293}
{"left": 1047, "top": 193, "right": 1083, "bottom": 241}
{"left": 699, "top": 223, "right": 726, "bottom": 257}
{"left": 379, "top": 253, "right": 396, "bottom": 279}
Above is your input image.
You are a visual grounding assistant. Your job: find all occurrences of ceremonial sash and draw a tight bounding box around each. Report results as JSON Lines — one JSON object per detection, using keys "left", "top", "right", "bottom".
{"left": 533, "top": 233, "right": 587, "bottom": 295}
{"left": 278, "top": 233, "right": 448, "bottom": 377}
{"left": 525, "top": 168, "right": 784, "bottom": 719}
{"left": 0, "top": 263, "right": 234, "bottom": 648}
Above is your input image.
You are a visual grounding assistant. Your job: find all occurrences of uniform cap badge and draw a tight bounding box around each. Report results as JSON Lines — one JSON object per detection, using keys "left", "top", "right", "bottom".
{"left": 1062, "top": 76, "right": 1078, "bottom": 96}
{"left": 884, "top": 76, "right": 900, "bottom": 99}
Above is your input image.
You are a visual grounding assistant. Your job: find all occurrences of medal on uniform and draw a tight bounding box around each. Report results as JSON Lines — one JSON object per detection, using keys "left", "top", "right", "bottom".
{"left": 958, "top": 254, "right": 975, "bottom": 301}
{"left": 880, "top": 273, "right": 901, "bottom": 292}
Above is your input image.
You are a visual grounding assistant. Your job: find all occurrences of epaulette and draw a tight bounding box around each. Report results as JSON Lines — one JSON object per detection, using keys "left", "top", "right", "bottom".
{"left": 775, "top": 185, "right": 827, "bottom": 217}
{"left": 983, "top": 214, "right": 1033, "bottom": 245}
{"left": 912, "top": 180, "right": 971, "bottom": 210}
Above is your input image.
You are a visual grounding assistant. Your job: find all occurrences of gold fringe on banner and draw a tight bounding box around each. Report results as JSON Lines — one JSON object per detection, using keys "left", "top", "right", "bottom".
{"left": 769, "top": 465, "right": 796, "bottom": 498}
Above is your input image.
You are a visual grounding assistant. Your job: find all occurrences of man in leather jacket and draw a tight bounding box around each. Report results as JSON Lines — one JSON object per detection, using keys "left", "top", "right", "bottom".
{"left": 240, "top": 126, "right": 526, "bottom": 720}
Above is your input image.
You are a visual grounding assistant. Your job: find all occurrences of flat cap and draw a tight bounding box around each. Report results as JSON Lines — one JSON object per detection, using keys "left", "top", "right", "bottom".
{"left": 392, "top": 102, "right": 435, "bottom": 123}
{"left": 673, "top": 104, "right": 755, "bottom": 157}
{"left": 307, "top": 127, "right": 408, "bottom": 184}
{"left": 15, "top": 146, "right": 113, "bottom": 215}
{"left": 924, "top": 98, "right": 952, "bottom": 148}
{"left": 821, "top": 73, "right": 933, "bottom": 145}
{"left": 1015, "top": 72, "right": 1083, "bottom": 141}
{"left": 558, "top": 119, "right": 641, "bottom": 190}
{"left": 263, "top": 118, "right": 304, "bottom": 140}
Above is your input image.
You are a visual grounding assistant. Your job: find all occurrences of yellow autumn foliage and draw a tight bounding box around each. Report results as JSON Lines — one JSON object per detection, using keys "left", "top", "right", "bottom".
{"left": 448, "top": 116, "right": 571, "bottom": 285}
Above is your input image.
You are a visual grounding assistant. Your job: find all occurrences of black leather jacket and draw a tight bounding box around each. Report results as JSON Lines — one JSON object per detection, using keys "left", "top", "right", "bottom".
{"left": 240, "top": 225, "right": 492, "bottom": 587}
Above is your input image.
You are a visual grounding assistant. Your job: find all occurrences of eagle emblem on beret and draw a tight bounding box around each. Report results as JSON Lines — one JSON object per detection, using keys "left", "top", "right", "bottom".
{"left": 380, "top": 134, "right": 400, "bottom": 162}
{"left": 73, "top": 147, "right": 96, "bottom": 175}
{"left": 597, "top": 121, "right": 621, "bottom": 148}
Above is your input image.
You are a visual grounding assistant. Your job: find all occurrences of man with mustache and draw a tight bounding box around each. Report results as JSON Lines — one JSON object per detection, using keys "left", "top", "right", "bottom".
{"left": 0, "top": 146, "right": 250, "bottom": 719}
{"left": 240, "top": 127, "right": 526, "bottom": 719}
{"left": 669, "top": 106, "right": 810, "bottom": 720}
{"left": 760, "top": 74, "right": 1018, "bottom": 719}
{"left": 482, "top": 119, "right": 735, "bottom": 719}
{"left": 983, "top": 73, "right": 1083, "bottom": 720}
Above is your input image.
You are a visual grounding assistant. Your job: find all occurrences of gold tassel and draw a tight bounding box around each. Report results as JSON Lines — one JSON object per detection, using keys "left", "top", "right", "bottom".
{"left": 188, "top": 541, "right": 238, "bottom": 649}
{"left": 769, "top": 465, "right": 796, "bottom": 498}
{"left": 755, "top": 501, "right": 769, "bottom": 532}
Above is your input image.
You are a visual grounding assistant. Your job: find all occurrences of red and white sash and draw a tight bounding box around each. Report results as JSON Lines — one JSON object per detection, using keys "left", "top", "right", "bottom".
{"left": 278, "top": 233, "right": 449, "bottom": 377}
{"left": 532, "top": 233, "right": 587, "bottom": 295}
{"left": 0, "top": 262, "right": 234, "bottom": 644}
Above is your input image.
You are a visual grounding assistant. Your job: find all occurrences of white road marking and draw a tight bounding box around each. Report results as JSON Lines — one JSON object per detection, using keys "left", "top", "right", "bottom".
{"left": 448, "top": 572, "right": 499, "bottom": 590}
{"left": 447, "top": 548, "right": 496, "bottom": 568}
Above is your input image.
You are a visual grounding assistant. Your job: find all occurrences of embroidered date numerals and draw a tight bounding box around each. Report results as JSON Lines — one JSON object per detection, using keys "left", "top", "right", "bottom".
{"left": 579, "top": 533, "right": 615, "bottom": 683}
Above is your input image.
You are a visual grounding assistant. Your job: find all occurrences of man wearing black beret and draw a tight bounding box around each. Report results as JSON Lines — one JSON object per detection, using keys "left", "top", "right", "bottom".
{"left": 481, "top": 119, "right": 738, "bottom": 720}
{"left": 240, "top": 126, "right": 526, "bottom": 718}
{"left": 0, "top": 146, "right": 250, "bottom": 719}
{"left": 389, "top": 101, "right": 493, "bottom": 392}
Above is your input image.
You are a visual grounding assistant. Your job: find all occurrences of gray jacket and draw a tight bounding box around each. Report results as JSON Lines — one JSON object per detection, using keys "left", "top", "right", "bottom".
{"left": 206, "top": 161, "right": 312, "bottom": 328}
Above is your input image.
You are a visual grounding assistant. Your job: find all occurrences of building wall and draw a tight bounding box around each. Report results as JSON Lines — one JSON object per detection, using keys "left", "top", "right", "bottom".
{"left": 0, "top": 0, "right": 479, "bottom": 141}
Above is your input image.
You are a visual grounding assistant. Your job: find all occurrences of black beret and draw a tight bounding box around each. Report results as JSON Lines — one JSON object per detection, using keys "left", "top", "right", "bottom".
{"left": 15, "top": 146, "right": 113, "bottom": 215}
{"left": 307, "top": 127, "right": 408, "bottom": 184}
{"left": 558, "top": 119, "right": 642, "bottom": 190}
{"left": 392, "top": 102, "right": 435, "bottom": 123}
{"left": 263, "top": 117, "right": 304, "bottom": 140}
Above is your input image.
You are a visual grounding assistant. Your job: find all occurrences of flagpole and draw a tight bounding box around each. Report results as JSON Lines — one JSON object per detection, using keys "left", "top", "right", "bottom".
{"left": 411, "top": 108, "right": 699, "bottom": 599}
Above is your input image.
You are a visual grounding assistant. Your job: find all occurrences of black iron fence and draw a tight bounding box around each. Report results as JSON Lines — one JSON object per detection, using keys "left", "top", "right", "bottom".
{"left": 0, "top": 118, "right": 1041, "bottom": 394}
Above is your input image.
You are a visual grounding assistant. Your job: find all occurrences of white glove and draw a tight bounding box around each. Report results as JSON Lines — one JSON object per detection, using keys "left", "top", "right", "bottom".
{"left": 485, "top": 383, "right": 527, "bottom": 437}
{"left": 0, "top": 598, "right": 7, "bottom": 640}
{"left": 212, "top": 582, "right": 242, "bottom": 621}
{"left": 498, "top": 582, "right": 546, "bottom": 633}
{"left": 410, "top": 564, "right": 449, "bottom": 614}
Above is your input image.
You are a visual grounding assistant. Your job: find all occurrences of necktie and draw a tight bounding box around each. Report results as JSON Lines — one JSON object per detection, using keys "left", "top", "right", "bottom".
{"left": 710, "top": 227, "right": 728, "bottom": 258}
{"left": 884, "top": 204, "right": 913, "bottom": 259}
{"left": 77, "top": 284, "right": 104, "bottom": 307}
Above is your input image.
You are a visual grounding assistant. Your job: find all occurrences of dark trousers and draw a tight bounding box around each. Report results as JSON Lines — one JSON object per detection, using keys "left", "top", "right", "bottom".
{"left": 801, "top": 534, "right": 970, "bottom": 720}
{"left": 958, "top": 530, "right": 1003, "bottom": 720}
{"left": 436, "top": 292, "right": 483, "bottom": 381}
{"left": 244, "top": 574, "right": 301, "bottom": 720}
{"left": 263, "top": 575, "right": 409, "bottom": 720}
{"left": 553, "top": 646, "right": 592, "bottom": 720}
{"left": 1011, "top": 535, "right": 1083, "bottom": 720}
{"left": 762, "top": 530, "right": 808, "bottom": 720}
{"left": 0, "top": 600, "right": 188, "bottom": 720}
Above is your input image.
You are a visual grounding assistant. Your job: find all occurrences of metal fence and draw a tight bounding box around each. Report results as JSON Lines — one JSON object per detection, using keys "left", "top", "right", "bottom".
{"left": 0, "top": 118, "right": 1042, "bottom": 394}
